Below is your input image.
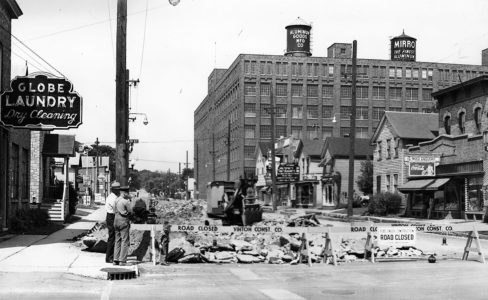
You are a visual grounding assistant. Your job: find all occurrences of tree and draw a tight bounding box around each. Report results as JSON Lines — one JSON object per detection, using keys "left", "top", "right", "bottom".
{"left": 356, "top": 159, "right": 373, "bottom": 195}
{"left": 87, "top": 144, "right": 116, "bottom": 181}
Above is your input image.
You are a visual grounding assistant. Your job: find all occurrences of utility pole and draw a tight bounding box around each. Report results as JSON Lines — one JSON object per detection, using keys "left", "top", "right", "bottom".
{"left": 95, "top": 137, "right": 100, "bottom": 193}
{"left": 226, "top": 118, "right": 231, "bottom": 181}
{"left": 195, "top": 144, "right": 198, "bottom": 192}
{"left": 268, "top": 87, "right": 278, "bottom": 212}
{"left": 185, "top": 150, "right": 189, "bottom": 198}
{"left": 348, "top": 40, "right": 357, "bottom": 218}
{"left": 212, "top": 133, "right": 216, "bottom": 181}
{"left": 115, "top": 0, "right": 128, "bottom": 186}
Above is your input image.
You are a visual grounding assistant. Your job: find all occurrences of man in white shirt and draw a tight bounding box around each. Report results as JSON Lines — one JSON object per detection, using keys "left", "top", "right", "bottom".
{"left": 105, "top": 181, "right": 120, "bottom": 263}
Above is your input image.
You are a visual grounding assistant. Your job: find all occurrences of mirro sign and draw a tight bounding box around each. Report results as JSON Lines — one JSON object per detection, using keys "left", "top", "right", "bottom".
{"left": 0, "top": 74, "right": 83, "bottom": 129}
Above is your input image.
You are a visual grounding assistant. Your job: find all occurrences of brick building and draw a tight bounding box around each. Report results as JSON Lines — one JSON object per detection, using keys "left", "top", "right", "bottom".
{"left": 194, "top": 20, "right": 488, "bottom": 199}
{"left": 370, "top": 112, "right": 438, "bottom": 210}
{"left": 0, "top": 0, "right": 23, "bottom": 231}
{"left": 399, "top": 75, "right": 488, "bottom": 220}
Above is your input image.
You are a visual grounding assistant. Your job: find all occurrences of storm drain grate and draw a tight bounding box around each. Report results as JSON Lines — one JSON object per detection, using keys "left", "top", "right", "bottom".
{"left": 101, "top": 267, "right": 137, "bottom": 280}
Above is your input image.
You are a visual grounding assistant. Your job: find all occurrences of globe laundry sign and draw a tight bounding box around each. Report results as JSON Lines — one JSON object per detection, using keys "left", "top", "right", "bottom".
{"left": 0, "top": 74, "right": 83, "bottom": 129}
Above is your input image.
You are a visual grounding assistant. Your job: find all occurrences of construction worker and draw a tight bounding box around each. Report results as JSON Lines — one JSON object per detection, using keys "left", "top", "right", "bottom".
{"left": 113, "top": 186, "right": 132, "bottom": 266}
{"left": 159, "top": 221, "right": 171, "bottom": 266}
{"left": 105, "top": 181, "right": 120, "bottom": 263}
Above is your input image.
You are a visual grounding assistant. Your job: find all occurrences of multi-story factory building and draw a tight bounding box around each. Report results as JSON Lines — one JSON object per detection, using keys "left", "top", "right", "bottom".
{"left": 194, "top": 18, "right": 488, "bottom": 198}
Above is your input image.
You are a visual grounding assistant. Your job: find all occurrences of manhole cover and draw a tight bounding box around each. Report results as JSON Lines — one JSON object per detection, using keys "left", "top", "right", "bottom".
{"left": 321, "top": 289, "right": 355, "bottom": 296}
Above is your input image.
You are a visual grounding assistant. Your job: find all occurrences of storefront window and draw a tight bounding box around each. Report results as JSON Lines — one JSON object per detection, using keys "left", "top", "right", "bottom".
{"left": 444, "top": 180, "right": 460, "bottom": 210}
{"left": 467, "top": 177, "right": 483, "bottom": 211}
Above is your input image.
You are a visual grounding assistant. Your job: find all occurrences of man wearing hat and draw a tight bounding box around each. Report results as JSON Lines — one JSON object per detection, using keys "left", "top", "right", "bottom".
{"left": 105, "top": 181, "right": 120, "bottom": 263}
{"left": 113, "top": 185, "right": 132, "bottom": 265}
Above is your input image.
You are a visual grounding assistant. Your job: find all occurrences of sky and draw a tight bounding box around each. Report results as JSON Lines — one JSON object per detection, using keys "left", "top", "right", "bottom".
{"left": 10, "top": 0, "right": 488, "bottom": 172}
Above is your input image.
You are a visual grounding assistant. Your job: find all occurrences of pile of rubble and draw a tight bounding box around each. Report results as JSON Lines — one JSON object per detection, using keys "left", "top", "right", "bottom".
{"left": 74, "top": 198, "right": 427, "bottom": 264}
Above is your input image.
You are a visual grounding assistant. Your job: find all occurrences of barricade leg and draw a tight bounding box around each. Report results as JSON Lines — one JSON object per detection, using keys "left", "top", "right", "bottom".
{"left": 322, "top": 233, "right": 337, "bottom": 266}
{"left": 151, "top": 225, "right": 156, "bottom": 265}
{"left": 364, "top": 232, "right": 375, "bottom": 263}
{"left": 298, "top": 232, "right": 312, "bottom": 267}
{"left": 462, "top": 225, "right": 486, "bottom": 263}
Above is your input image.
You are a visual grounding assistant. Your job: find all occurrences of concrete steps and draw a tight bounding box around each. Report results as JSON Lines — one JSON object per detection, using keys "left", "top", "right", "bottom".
{"left": 40, "top": 202, "right": 64, "bottom": 221}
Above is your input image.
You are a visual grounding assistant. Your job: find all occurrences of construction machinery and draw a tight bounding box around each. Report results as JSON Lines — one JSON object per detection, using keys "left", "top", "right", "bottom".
{"left": 206, "top": 177, "right": 262, "bottom": 225}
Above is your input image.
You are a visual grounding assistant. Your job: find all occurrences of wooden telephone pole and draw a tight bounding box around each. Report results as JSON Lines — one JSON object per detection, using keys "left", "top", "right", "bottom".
{"left": 347, "top": 40, "right": 358, "bottom": 217}
{"left": 115, "top": 0, "right": 128, "bottom": 186}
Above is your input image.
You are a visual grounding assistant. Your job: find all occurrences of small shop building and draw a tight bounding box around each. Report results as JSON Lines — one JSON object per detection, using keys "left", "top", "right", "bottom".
{"left": 399, "top": 75, "right": 488, "bottom": 220}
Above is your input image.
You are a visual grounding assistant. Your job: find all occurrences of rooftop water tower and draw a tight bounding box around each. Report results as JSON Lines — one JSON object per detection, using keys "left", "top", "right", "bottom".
{"left": 390, "top": 30, "right": 417, "bottom": 61}
{"left": 285, "top": 17, "right": 312, "bottom": 57}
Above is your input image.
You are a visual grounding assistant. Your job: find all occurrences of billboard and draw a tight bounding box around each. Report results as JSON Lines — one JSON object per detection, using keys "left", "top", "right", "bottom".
{"left": 276, "top": 163, "right": 299, "bottom": 183}
{"left": 0, "top": 74, "right": 83, "bottom": 129}
{"left": 405, "top": 155, "right": 438, "bottom": 177}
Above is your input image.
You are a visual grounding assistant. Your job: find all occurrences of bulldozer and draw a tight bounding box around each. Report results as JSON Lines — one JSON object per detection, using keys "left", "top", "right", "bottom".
{"left": 206, "top": 176, "right": 262, "bottom": 226}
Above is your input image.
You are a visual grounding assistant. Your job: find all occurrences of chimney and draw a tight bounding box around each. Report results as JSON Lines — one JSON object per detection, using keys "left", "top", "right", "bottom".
{"left": 482, "top": 48, "right": 488, "bottom": 67}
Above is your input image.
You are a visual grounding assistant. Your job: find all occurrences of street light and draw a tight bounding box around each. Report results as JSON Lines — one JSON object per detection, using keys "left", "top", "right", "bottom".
{"left": 129, "top": 112, "right": 149, "bottom": 125}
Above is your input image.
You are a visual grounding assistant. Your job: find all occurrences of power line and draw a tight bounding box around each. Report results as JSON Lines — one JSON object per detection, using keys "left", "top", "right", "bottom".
{"left": 138, "top": 0, "right": 150, "bottom": 79}
{"left": 0, "top": 24, "right": 66, "bottom": 78}
{"left": 107, "top": 0, "right": 116, "bottom": 68}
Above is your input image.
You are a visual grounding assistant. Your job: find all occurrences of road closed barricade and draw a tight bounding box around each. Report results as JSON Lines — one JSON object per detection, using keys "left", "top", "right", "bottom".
{"left": 131, "top": 221, "right": 485, "bottom": 265}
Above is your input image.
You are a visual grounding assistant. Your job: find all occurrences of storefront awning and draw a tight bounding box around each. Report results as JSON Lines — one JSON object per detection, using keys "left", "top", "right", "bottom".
{"left": 398, "top": 178, "right": 450, "bottom": 192}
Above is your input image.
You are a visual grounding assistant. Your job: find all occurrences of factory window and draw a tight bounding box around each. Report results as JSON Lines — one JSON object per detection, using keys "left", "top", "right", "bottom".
{"left": 307, "top": 126, "right": 319, "bottom": 140}
{"left": 396, "top": 68, "right": 402, "bottom": 78}
{"left": 389, "top": 67, "right": 395, "bottom": 78}
{"left": 322, "top": 85, "right": 333, "bottom": 98}
{"left": 412, "top": 68, "right": 419, "bottom": 80}
{"left": 444, "top": 115, "right": 451, "bottom": 135}
{"left": 276, "top": 104, "right": 287, "bottom": 118}
{"left": 340, "top": 86, "right": 352, "bottom": 99}
{"left": 427, "top": 69, "right": 433, "bottom": 81}
{"left": 291, "top": 84, "right": 302, "bottom": 97}
{"left": 328, "top": 65, "right": 334, "bottom": 76}
{"left": 307, "top": 63, "right": 318, "bottom": 77}
{"left": 422, "top": 88, "right": 432, "bottom": 101}
{"left": 421, "top": 108, "right": 432, "bottom": 113}
{"left": 276, "top": 83, "right": 287, "bottom": 96}
{"left": 292, "top": 105, "right": 303, "bottom": 119}
{"left": 388, "top": 107, "right": 402, "bottom": 112}
{"left": 356, "top": 86, "right": 368, "bottom": 99}
{"left": 260, "top": 125, "right": 271, "bottom": 139}
{"left": 322, "top": 127, "right": 333, "bottom": 139}
{"left": 322, "top": 105, "right": 333, "bottom": 118}
{"left": 244, "top": 146, "right": 255, "bottom": 158}
{"left": 276, "top": 125, "right": 287, "bottom": 138}
{"left": 307, "top": 105, "right": 318, "bottom": 119}
{"left": 291, "top": 126, "right": 303, "bottom": 139}
{"left": 406, "top": 88, "right": 418, "bottom": 101}
{"left": 275, "top": 62, "right": 288, "bottom": 76}
{"left": 356, "top": 127, "right": 368, "bottom": 138}
{"left": 406, "top": 68, "right": 412, "bottom": 79}
{"left": 389, "top": 87, "right": 402, "bottom": 100}
{"left": 475, "top": 107, "right": 482, "bottom": 134}
{"left": 260, "top": 104, "right": 270, "bottom": 118}
{"left": 359, "top": 65, "right": 369, "bottom": 78}
{"left": 372, "top": 87, "right": 386, "bottom": 100}
{"left": 244, "top": 61, "right": 251, "bottom": 74}
{"left": 356, "top": 106, "right": 368, "bottom": 120}
{"left": 267, "top": 61, "right": 272, "bottom": 75}
{"left": 421, "top": 69, "right": 428, "bottom": 79}
{"left": 251, "top": 61, "right": 257, "bottom": 74}
{"left": 340, "top": 127, "right": 350, "bottom": 137}
{"left": 307, "top": 85, "right": 318, "bottom": 98}
{"left": 340, "top": 106, "right": 351, "bottom": 119}
{"left": 260, "top": 83, "right": 270, "bottom": 96}
{"left": 244, "top": 125, "right": 255, "bottom": 139}
{"left": 406, "top": 108, "right": 418, "bottom": 112}
{"left": 372, "top": 107, "right": 385, "bottom": 120}
{"left": 260, "top": 62, "right": 266, "bottom": 75}
{"left": 244, "top": 83, "right": 256, "bottom": 95}
{"left": 340, "top": 65, "right": 352, "bottom": 78}
{"left": 458, "top": 111, "right": 466, "bottom": 134}
{"left": 244, "top": 103, "right": 256, "bottom": 117}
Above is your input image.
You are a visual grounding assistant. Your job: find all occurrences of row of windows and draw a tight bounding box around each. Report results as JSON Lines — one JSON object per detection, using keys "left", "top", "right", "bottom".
{"left": 244, "top": 125, "right": 369, "bottom": 140}
{"left": 376, "top": 139, "right": 399, "bottom": 161}
{"left": 244, "top": 60, "right": 486, "bottom": 81}
{"left": 377, "top": 174, "right": 399, "bottom": 193}
{"left": 245, "top": 104, "right": 429, "bottom": 120}
{"left": 245, "top": 83, "right": 433, "bottom": 101}
{"left": 443, "top": 106, "right": 483, "bottom": 135}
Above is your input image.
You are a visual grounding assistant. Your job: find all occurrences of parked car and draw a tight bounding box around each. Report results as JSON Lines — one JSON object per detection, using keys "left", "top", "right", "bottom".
{"left": 359, "top": 195, "right": 370, "bottom": 207}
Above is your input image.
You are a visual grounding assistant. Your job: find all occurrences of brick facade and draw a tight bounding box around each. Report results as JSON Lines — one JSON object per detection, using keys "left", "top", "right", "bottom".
{"left": 195, "top": 34, "right": 488, "bottom": 199}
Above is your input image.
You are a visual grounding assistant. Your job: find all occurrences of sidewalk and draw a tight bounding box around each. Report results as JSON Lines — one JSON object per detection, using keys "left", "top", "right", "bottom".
{"left": 0, "top": 205, "right": 126, "bottom": 280}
